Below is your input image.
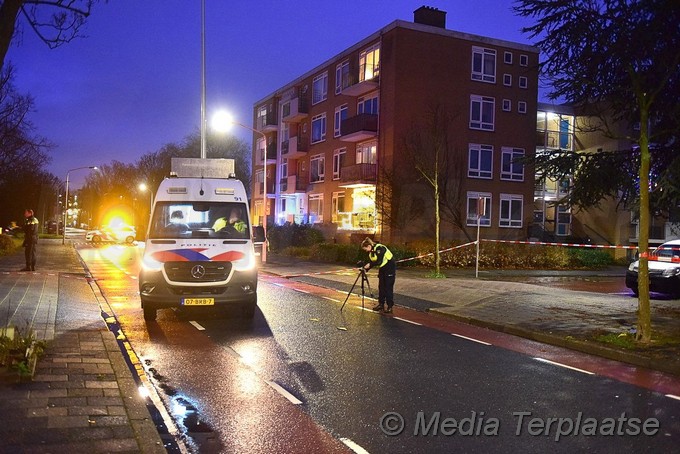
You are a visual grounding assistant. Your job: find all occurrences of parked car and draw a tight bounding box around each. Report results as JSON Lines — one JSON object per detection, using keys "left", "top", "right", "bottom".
{"left": 46, "top": 221, "right": 64, "bottom": 235}
{"left": 86, "top": 225, "right": 136, "bottom": 244}
{"left": 626, "top": 239, "right": 680, "bottom": 296}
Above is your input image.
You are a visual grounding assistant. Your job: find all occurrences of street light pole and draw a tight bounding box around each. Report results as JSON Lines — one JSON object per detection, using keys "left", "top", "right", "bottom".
{"left": 63, "top": 166, "right": 98, "bottom": 245}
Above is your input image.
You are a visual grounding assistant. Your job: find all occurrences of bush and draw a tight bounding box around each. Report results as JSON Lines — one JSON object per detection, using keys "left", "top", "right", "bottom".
{"left": 267, "top": 223, "right": 325, "bottom": 251}
{"left": 0, "top": 235, "right": 18, "bottom": 256}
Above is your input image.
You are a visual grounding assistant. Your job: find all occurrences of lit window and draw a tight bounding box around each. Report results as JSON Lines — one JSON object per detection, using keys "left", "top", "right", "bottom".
{"left": 501, "top": 147, "right": 525, "bottom": 181}
{"left": 357, "top": 141, "right": 377, "bottom": 165}
{"left": 471, "top": 46, "right": 496, "bottom": 83}
{"left": 334, "top": 105, "right": 348, "bottom": 137}
{"left": 468, "top": 144, "right": 493, "bottom": 179}
{"left": 312, "top": 72, "right": 328, "bottom": 105}
{"left": 359, "top": 43, "right": 380, "bottom": 82}
{"left": 331, "top": 192, "right": 345, "bottom": 223}
{"left": 311, "top": 113, "right": 326, "bottom": 143}
{"left": 467, "top": 192, "right": 491, "bottom": 226}
{"left": 308, "top": 194, "right": 324, "bottom": 223}
{"left": 499, "top": 194, "right": 523, "bottom": 228}
{"left": 470, "top": 95, "right": 495, "bottom": 130}
{"left": 310, "top": 154, "right": 325, "bottom": 183}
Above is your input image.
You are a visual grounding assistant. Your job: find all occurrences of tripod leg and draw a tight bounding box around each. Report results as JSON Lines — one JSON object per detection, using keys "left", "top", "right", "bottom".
{"left": 341, "top": 271, "right": 363, "bottom": 312}
{"left": 363, "top": 273, "right": 374, "bottom": 299}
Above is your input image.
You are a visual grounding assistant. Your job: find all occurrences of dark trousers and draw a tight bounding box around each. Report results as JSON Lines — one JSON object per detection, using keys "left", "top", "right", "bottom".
{"left": 378, "top": 267, "right": 395, "bottom": 307}
{"left": 25, "top": 243, "right": 36, "bottom": 270}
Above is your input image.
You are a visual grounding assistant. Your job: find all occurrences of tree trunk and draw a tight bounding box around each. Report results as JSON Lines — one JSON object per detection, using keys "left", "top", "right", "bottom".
{"left": 0, "top": 0, "right": 23, "bottom": 73}
{"left": 636, "top": 106, "right": 652, "bottom": 343}
{"left": 434, "top": 183, "right": 440, "bottom": 275}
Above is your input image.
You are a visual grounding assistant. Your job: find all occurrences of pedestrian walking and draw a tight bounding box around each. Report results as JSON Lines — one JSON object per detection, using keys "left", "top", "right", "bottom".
{"left": 361, "top": 237, "right": 396, "bottom": 313}
{"left": 21, "top": 208, "right": 39, "bottom": 271}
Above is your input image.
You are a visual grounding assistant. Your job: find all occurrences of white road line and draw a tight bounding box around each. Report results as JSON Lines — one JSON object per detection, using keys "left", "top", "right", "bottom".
{"left": 323, "top": 296, "right": 341, "bottom": 303}
{"left": 189, "top": 321, "right": 205, "bottom": 331}
{"left": 534, "top": 357, "right": 594, "bottom": 375}
{"left": 295, "top": 289, "right": 310, "bottom": 294}
{"left": 451, "top": 333, "right": 491, "bottom": 345}
{"left": 265, "top": 380, "right": 302, "bottom": 405}
{"left": 340, "top": 438, "right": 371, "bottom": 454}
{"left": 272, "top": 283, "right": 285, "bottom": 287}
{"left": 666, "top": 394, "right": 680, "bottom": 401}
{"left": 393, "top": 317, "right": 422, "bottom": 326}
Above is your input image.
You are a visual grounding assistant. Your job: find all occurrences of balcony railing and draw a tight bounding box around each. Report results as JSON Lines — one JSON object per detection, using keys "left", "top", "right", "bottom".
{"left": 340, "top": 163, "right": 377, "bottom": 185}
{"left": 341, "top": 64, "right": 380, "bottom": 96}
{"left": 257, "top": 111, "right": 278, "bottom": 132}
{"left": 281, "top": 135, "right": 309, "bottom": 159}
{"left": 339, "top": 114, "right": 378, "bottom": 142}
{"left": 282, "top": 96, "right": 309, "bottom": 123}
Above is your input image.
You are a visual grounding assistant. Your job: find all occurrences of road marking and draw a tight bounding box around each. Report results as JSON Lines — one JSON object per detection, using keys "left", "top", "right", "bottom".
{"left": 394, "top": 317, "right": 422, "bottom": 326}
{"left": 189, "top": 321, "right": 205, "bottom": 331}
{"left": 451, "top": 333, "right": 491, "bottom": 345}
{"left": 265, "top": 380, "right": 302, "bottom": 405}
{"left": 667, "top": 394, "right": 680, "bottom": 401}
{"left": 323, "top": 296, "right": 341, "bottom": 303}
{"left": 340, "top": 438, "right": 370, "bottom": 454}
{"left": 534, "top": 357, "right": 594, "bottom": 375}
{"left": 272, "top": 283, "right": 285, "bottom": 287}
{"left": 295, "top": 289, "right": 310, "bottom": 294}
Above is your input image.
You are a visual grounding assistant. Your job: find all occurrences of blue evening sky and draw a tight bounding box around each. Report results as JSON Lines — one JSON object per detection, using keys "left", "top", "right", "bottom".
{"left": 7, "top": 0, "right": 538, "bottom": 188}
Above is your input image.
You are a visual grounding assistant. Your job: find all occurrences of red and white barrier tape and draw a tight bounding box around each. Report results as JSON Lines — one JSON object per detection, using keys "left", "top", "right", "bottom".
{"left": 480, "top": 238, "right": 639, "bottom": 250}
{"left": 395, "top": 241, "right": 477, "bottom": 263}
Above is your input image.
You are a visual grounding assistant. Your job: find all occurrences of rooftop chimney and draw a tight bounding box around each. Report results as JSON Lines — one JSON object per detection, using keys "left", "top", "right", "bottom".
{"left": 413, "top": 6, "right": 447, "bottom": 29}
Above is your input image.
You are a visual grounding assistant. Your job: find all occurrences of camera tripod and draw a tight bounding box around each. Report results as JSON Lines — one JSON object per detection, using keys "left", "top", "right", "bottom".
{"left": 340, "top": 267, "right": 374, "bottom": 312}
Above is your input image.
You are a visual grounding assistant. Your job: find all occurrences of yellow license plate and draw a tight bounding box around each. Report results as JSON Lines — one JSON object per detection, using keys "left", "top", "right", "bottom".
{"left": 182, "top": 298, "right": 215, "bottom": 306}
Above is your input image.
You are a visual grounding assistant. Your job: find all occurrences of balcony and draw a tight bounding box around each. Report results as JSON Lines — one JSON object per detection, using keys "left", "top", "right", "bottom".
{"left": 281, "top": 96, "right": 309, "bottom": 123}
{"left": 340, "top": 163, "right": 377, "bottom": 188}
{"left": 341, "top": 64, "right": 380, "bottom": 96}
{"left": 279, "top": 174, "right": 308, "bottom": 195}
{"left": 281, "top": 135, "right": 309, "bottom": 159}
{"left": 254, "top": 180, "right": 275, "bottom": 198}
{"left": 629, "top": 221, "right": 680, "bottom": 245}
{"left": 339, "top": 114, "right": 378, "bottom": 142}
{"left": 256, "top": 143, "right": 277, "bottom": 166}
{"left": 257, "top": 111, "right": 278, "bottom": 133}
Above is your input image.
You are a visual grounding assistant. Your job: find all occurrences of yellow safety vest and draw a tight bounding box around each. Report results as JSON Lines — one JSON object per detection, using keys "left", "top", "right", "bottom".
{"left": 369, "top": 243, "right": 393, "bottom": 268}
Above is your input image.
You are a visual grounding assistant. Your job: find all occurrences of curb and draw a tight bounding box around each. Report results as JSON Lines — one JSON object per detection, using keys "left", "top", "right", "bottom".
{"left": 429, "top": 308, "right": 680, "bottom": 377}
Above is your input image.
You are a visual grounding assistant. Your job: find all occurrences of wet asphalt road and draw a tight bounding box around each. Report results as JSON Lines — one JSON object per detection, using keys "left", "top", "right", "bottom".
{"left": 76, "top": 242, "right": 680, "bottom": 453}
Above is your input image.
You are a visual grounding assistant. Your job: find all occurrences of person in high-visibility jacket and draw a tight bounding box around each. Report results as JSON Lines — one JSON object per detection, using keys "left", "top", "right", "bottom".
{"left": 361, "top": 237, "right": 396, "bottom": 313}
{"left": 21, "top": 208, "right": 39, "bottom": 271}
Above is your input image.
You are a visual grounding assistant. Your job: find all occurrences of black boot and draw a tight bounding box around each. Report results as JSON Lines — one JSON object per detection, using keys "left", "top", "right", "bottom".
{"left": 372, "top": 304, "right": 384, "bottom": 312}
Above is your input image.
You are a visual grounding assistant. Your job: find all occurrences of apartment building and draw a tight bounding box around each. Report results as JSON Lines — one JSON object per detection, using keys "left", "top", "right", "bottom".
{"left": 534, "top": 103, "right": 679, "bottom": 253}
{"left": 250, "top": 7, "right": 539, "bottom": 244}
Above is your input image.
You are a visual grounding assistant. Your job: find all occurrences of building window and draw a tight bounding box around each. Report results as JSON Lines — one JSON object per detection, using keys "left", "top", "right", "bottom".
{"left": 358, "top": 93, "right": 379, "bottom": 115}
{"left": 501, "top": 147, "right": 525, "bottom": 181}
{"left": 312, "top": 72, "right": 328, "bottom": 105}
{"left": 468, "top": 144, "right": 493, "bottom": 179}
{"left": 503, "top": 74, "right": 512, "bottom": 86}
{"left": 467, "top": 192, "right": 491, "bottom": 226}
{"left": 519, "top": 54, "right": 528, "bottom": 66}
{"left": 308, "top": 194, "right": 324, "bottom": 223}
{"left": 332, "top": 192, "right": 345, "bottom": 223}
{"left": 519, "top": 76, "right": 528, "bottom": 89}
{"left": 333, "top": 148, "right": 346, "bottom": 180}
{"left": 556, "top": 205, "right": 571, "bottom": 236}
{"left": 359, "top": 43, "right": 380, "bottom": 82}
{"left": 470, "top": 95, "right": 495, "bottom": 130}
{"left": 311, "top": 113, "right": 326, "bottom": 143}
{"left": 471, "top": 46, "right": 496, "bottom": 83}
{"left": 357, "top": 141, "right": 377, "bottom": 164}
{"left": 334, "top": 104, "right": 348, "bottom": 137}
{"left": 335, "top": 61, "right": 349, "bottom": 95}
{"left": 504, "top": 51, "right": 512, "bottom": 64}
{"left": 518, "top": 101, "right": 527, "bottom": 114}
{"left": 502, "top": 99, "right": 511, "bottom": 112}
{"left": 281, "top": 158, "right": 288, "bottom": 179}
{"left": 499, "top": 194, "right": 523, "bottom": 228}
{"left": 310, "top": 154, "right": 325, "bottom": 183}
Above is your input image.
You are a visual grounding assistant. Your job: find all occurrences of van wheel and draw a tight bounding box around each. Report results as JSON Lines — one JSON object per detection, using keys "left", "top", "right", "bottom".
{"left": 92, "top": 235, "right": 102, "bottom": 245}
{"left": 125, "top": 236, "right": 135, "bottom": 244}
{"left": 143, "top": 304, "right": 157, "bottom": 321}
{"left": 242, "top": 297, "right": 257, "bottom": 319}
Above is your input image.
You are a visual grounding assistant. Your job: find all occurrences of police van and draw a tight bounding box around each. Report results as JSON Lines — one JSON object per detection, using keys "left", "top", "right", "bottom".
{"left": 139, "top": 158, "right": 261, "bottom": 321}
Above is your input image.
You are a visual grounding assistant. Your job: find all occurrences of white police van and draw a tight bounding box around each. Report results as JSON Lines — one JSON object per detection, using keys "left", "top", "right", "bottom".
{"left": 139, "top": 158, "right": 261, "bottom": 321}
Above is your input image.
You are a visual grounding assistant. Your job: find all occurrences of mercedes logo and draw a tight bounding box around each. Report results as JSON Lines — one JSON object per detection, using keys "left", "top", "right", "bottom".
{"left": 191, "top": 265, "right": 206, "bottom": 279}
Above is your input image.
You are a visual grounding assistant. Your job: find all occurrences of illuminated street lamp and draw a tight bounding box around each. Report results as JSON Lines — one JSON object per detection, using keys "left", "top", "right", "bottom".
{"left": 212, "top": 110, "right": 268, "bottom": 263}
{"left": 138, "top": 183, "right": 153, "bottom": 212}
{"left": 63, "top": 166, "right": 98, "bottom": 244}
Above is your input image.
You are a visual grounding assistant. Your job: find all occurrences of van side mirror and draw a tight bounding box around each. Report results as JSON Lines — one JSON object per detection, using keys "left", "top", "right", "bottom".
{"left": 252, "top": 225, "right": 265, "bottom": 243}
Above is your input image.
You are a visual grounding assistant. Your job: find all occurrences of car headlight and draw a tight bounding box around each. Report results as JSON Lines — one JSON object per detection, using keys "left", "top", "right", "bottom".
{"left": 141, "top": 254, "right": 164, "bottom": 272}
{"left": 232, "top": 252, "right": 256, "bottom": 272}
{"left": 662, "top": 267, "right": 680, "bottom": 277}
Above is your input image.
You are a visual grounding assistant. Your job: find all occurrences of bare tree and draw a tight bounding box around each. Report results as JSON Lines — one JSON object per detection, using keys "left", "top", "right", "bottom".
{"left": 0, "top": 0, "right": 99, "bottom": 72}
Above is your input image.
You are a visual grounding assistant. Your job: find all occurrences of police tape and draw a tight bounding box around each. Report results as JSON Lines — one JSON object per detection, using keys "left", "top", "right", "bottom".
{"left": 479, "top": 238, "right": 639, "bottom": 250}
{"left": 395, "top": 241, "right": 478, "bottom": 263}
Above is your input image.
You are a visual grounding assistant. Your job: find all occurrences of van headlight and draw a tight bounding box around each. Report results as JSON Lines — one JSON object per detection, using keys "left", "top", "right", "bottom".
{"left": 628, "top": 262, "right": 638, "bottom": 272}
{"left": 662, "top": 267, "right": 680, "bottom": 277}
{"left": 142, "top": 255, "right": 164, "bottom": 272}
{"left": 232, "top": 252, "right": 256, "bottom": 272}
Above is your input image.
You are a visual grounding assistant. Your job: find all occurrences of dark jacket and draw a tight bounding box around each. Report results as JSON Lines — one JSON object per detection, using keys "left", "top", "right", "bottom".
{"left": 22, "top": 216, "right": 39, "bottom": 246}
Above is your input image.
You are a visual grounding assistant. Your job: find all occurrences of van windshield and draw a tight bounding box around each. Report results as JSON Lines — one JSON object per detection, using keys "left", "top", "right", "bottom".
{"left": 149, "top": 202, "right": 250, "bottom": 240}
